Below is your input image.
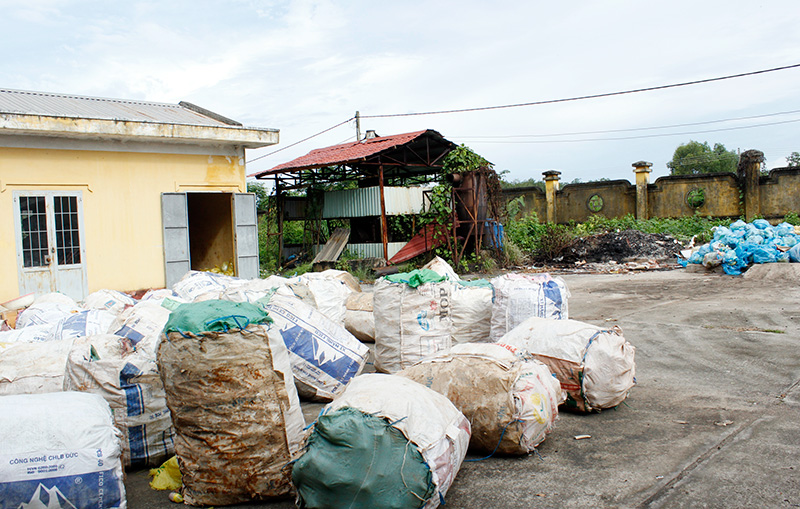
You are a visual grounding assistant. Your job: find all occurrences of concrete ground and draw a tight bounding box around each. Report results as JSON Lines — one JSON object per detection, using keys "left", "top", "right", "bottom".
{"left": 126, "top": 266, "right": 800, "bottom": 508}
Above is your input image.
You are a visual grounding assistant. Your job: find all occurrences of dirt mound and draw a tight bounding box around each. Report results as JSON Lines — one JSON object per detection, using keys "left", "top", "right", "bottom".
{"left": 559, "top": 230, "right": 682, "bottom": 263}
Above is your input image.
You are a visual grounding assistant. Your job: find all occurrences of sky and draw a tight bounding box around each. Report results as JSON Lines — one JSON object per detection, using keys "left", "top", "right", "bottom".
{"left": 4, "top": 0, "right": 800, "bottom": 186}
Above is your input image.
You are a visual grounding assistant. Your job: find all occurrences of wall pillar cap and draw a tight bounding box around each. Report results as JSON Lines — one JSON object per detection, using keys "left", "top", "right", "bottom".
{"left": 632, "top": 161, "right": 653, "bottom": 172}
{"left": 543, "top": 170, "right": 561, "bottom": 181}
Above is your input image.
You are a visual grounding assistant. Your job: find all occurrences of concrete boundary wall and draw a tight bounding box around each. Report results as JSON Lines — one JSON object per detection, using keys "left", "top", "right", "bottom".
{"left": 503, "top": 155, "right": 800, "bottom": 223}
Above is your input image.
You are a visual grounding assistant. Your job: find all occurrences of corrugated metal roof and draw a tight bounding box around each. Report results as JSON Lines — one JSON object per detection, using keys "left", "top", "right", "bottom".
{"left": 0, "top": 88, "right": 238, "bottom": 127}
{"left": 252, "top": 129, "right": 447, "bottom": 176}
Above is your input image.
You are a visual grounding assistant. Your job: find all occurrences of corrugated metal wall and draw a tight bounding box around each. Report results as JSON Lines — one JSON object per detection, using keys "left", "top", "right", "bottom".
{"left": 322, "top": 186, "right": 426, "bottom": 218}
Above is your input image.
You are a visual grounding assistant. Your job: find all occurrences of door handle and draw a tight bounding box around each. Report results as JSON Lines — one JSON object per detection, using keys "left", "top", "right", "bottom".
{"left": 44, "top": 254, "right": 51, "bottom": 264}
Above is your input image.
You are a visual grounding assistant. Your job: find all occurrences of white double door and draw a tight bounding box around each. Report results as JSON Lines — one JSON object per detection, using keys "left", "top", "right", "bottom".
{"left": 13, "top": 191, "right": 87, "bottom": 301}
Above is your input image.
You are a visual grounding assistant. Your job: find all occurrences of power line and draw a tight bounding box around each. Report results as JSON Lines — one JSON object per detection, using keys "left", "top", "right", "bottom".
{"left": 453, "top": 117, "right": 800, "bottom": 144}
{"left": 453, "top": 109, "right": 800, "bottom": 139}
{"left": 246, "top": 117, "right": 354, "bottom": 164}
{"left": 361, "top": 63, "right": 800, "bottom": 119}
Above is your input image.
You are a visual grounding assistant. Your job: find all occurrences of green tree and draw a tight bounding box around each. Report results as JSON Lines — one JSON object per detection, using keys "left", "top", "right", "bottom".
{"left": 247, "top": 181, "right": 269, "bottom": 211}
{"left": 667, "top": 141, "right": 738, "bottom": 175}
{"left": 786, "top": 152, "right": 800, "bottom": 167}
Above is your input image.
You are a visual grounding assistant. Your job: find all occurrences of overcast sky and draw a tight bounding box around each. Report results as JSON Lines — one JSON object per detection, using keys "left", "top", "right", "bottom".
{"left": 4, "top": 0, "right": 800, "bottom": 184}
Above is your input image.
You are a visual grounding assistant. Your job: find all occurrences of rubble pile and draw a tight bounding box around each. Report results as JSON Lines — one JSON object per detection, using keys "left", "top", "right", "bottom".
{"left": 560, "top": 229, "right": 682, "bottom": 264}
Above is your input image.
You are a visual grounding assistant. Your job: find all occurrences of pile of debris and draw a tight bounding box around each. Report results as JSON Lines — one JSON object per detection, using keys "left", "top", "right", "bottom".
{"left": 560, "top": 229, "right": 682, "bottom": 264}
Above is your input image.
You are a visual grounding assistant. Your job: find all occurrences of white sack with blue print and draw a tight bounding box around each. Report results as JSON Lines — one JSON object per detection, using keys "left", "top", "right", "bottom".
{"left": 489, "top": 273, "right": 570, "bottom": 342}
{"left": 262, "top": 294, "right": 369, "bottom": 401}
{"left": 0, "top": 391, "right": 126, "bottom": 509}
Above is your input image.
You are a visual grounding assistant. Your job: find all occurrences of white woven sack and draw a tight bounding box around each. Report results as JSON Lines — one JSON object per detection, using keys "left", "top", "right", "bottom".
{"left": 423, "top": 256, "right": 461, "bottom": 281}
{"left": 0, "top": 338, "right": 75, "bottom": 395}
{"left": 0, "top": 391, "right": 126, "bottom": 509}
{"left": 48, "top": 309, "right": 116, "bottom": 342}
{"left": 110, "top": 301, "right": 173, "bottom": 352}
{"left": 451, "top": 282, "right": 493, "bottom": 343}
{"left": 83, "top": 289, "right": 135, "bottom": 316}
{"left": 16, "top": 301, "right": 79, "bottom": 328}
{"left": 500, "top": 316, "right": 636, "bottom": 411}
{"left": 344, "top": 292, "right": 375, "bottom": 343}
{"left": 65, "top": 333, "right": 175, "bottom": 468}
{"left": 489, "top": 273, "right": 570, "bottom": 341}
{"left": 325, "top": 374, "right": 471, "bottom": 509}
{"left": 264, "top": 294, "right": 369, "bottom": 400}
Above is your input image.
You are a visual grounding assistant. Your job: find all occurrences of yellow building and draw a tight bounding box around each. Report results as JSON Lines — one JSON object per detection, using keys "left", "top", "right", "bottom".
{"left": 0, "top": 88, "right": 278, "bottom": 303}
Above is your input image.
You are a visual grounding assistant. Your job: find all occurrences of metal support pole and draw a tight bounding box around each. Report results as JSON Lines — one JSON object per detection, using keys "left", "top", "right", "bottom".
{"left": 379, "top": 165, "right": 389, "bottom": 262}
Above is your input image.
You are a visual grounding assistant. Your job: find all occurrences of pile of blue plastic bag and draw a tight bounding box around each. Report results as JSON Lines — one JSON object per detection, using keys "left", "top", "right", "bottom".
{"left": 678, "top": 219, "right": 800, "bottom": 275}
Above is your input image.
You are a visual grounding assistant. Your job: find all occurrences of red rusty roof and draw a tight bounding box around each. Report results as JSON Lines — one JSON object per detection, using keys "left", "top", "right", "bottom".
{"left": 249, "top": 129, "right": 450, "bottom": 178}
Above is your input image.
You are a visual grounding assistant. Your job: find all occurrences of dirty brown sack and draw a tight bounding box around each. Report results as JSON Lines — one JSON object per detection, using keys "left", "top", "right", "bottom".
{"left": 157, "top": 325, "right": 300, "bottom": 506}
{"left": 399, "top": 343, "right": 563, "bottom": 455}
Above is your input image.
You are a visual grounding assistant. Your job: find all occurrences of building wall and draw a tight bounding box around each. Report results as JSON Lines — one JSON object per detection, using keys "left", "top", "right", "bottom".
{"left": 0, "top": 145, "right": 245, "bottom": 302}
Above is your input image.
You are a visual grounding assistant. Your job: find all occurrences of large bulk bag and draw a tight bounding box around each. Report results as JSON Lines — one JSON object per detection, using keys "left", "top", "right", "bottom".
{"left": 500, "top": 317, "right": 636, "bottom": 412}
{"left": 0, "top": 391, "right": 126, "bottom": 509}
{"left": 344, "top": 292, "right": 375, "bottom": 342}
{"left": 0, "top": 338, "right": 75, "bottom": 395}
{"left": 293, "top": 374, "right": 470, "bottom": 509}
{"left": 399, "top": 343, "right": 562, "bottom": 454}
{"left": 263, "top": 294, "right": 369, "bottom": 401}
{"left": 490, "top": 273, "right": 570, "bottom": 341}
{"left": 64, "top": 333, "right": 175, "bottom": 469}
{"left": 82, "top": 289, "right": 136, "bottom": 316}
{"left": 451, "top": 280, "right": 493, "bottom": 344}
{"left": 373, "top": 270, "right": 454, "bottom": 373}
{"left": 158, "top": 300, "right": 305, "bottom": 506}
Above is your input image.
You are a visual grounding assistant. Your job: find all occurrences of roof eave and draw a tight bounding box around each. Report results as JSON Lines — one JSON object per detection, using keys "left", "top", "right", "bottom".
{"left": 0, "top": 113, "right": 279, "bottom": 149}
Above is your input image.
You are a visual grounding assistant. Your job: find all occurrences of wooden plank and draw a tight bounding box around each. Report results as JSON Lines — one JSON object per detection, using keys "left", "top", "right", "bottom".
{"left": 312, "top": 227, "right": 351, "bottom": 263}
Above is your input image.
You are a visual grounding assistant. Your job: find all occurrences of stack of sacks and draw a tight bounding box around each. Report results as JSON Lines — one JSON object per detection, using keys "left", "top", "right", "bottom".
{"left": 489, "top": 273, "right": 570, "bottom": 341}
{"left": 260, "top": 293, "right": 369, "bottom": 401}
{"left": 0, "top": 392, "right": 126, "bottom": 509}
{"left": 680, "top": 219, "right": 800, "bottom": 275}
{"left": 399, "top": 343, "right": 563, "bottom": 454}
{"left": 0, "top": 293, "right": 86, "bottom": 395}
{"left": 500, "top": 317, "right": 636, "bottom": 412}
{"left": 292, "top": 374, "right": 470, "bottom": 508}
{"left": 158, "top": 300, "right": 305, "bottom": 506}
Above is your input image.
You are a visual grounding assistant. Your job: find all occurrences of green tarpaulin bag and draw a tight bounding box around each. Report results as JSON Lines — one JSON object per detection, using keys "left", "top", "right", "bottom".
{"left": 163, "top": 300, "right": 272, "bottom": 336}
{"left": 292, "top": 407, "right": 435, "bottom": 509}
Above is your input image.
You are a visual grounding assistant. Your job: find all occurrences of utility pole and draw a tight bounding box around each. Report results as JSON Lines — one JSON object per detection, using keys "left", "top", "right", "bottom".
{"left": 355, "top": 110, "right": 361, "bottom": 141}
